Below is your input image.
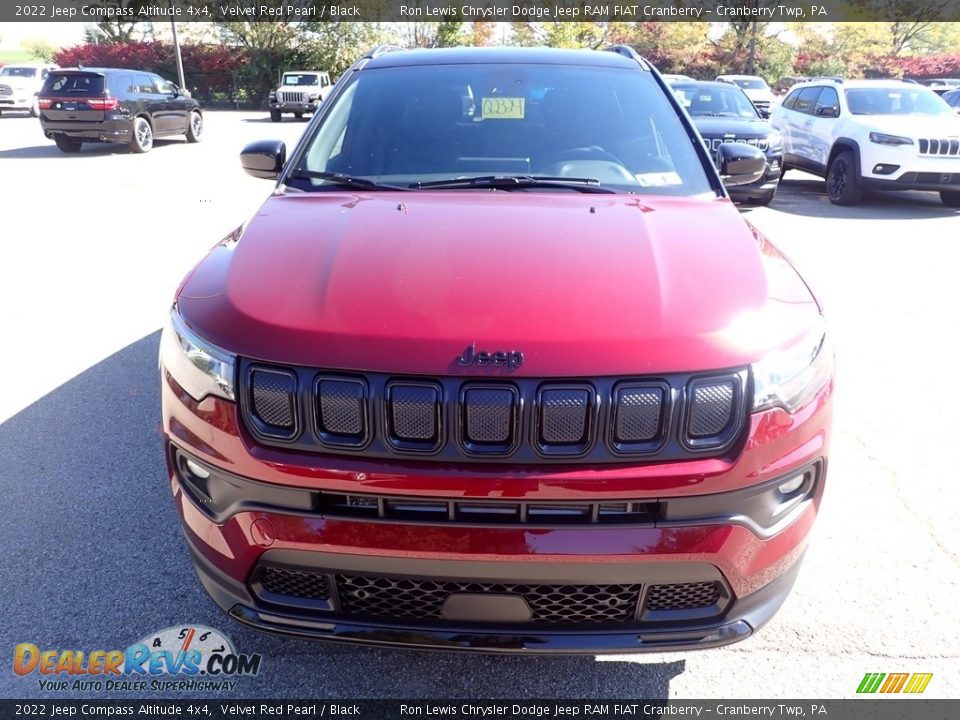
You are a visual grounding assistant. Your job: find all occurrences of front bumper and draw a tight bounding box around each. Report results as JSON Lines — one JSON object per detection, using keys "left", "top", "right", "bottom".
{"left": 162, "top": 368, "right": 831, "bottom": 653}
{"left": 269, "top": 101, "right": 318, "bottom": 113}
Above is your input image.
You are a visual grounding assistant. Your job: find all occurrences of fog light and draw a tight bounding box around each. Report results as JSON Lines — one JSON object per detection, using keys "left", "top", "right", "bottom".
{"left": 184, "top": 458, "right": 210, "bottom": 480}
{"left": 872, "top": 163, "right": 899, "bottom": 175}
{"left": 778, "top": 473, "right": 805, "bottom": 496}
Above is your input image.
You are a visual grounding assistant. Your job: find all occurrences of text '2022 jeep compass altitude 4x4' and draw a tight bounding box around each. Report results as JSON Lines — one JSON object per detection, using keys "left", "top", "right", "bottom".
{"left": 160, "top": 47, "right": 834, "bottom": 653}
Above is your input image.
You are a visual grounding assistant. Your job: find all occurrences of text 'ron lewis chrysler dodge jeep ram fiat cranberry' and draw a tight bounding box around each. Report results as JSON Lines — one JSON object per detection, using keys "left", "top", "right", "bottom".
{"left": 159, "top": 46, "right": 834, "bottom": 653}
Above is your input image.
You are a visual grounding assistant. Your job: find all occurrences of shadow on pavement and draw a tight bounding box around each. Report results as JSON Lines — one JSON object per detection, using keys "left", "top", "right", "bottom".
{"left": 0, "top": 332, "right": 687, "bottom": 700}
{"left": 242, "top": 116, "right": 312, "bottom": 124}
{"left": 773, "top": 175, "right": 959, "bottom": 220}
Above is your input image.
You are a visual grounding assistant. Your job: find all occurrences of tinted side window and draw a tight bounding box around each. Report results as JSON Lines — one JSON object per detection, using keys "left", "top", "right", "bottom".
{"left": 815, "top": 87, "right": 839, "bottom": 115}
{"left": 793, "top": 87, "right": 823, "bottom": 115}
{"left": 135, "top": 75, "right": 156, "bottom": 94}
{"left": 110, "top": 74, "right": 134, "bottom": 95}
{"left": 781, "top": 89, "right": 800, "bottom": 110}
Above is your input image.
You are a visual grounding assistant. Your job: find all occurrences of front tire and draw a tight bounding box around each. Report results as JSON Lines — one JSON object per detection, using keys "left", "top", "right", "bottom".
{"left": 826, "top": 150, "right": 863, "bottom": 206}
{"left": 186, "top": 111, "right": 203, "bottom": 143}
{"left": 940, "top": 191, "right": 960, "bottom": 208}
{"left": 130, "top": 117, "right": 153, "bottom": 153}
{"left": 54, "top": 136, "right": 82, "bottom": 153}
{"left": 270, "top": 109, "right": 281, "bottom": 122}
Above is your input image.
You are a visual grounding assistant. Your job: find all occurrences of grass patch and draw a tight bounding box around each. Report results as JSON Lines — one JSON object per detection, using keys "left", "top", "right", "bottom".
{"left": 0, "top": 50, "right": 35, "bottom": 65}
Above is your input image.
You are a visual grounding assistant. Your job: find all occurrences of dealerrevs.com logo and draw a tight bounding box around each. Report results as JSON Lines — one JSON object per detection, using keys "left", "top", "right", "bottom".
{"left": 13, "top": 626, "right": 262, "bottom": 693}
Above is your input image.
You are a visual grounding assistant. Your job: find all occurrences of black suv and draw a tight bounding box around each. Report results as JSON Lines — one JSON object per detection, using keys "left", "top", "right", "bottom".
{"left": 670, "top": 80, "right": 784, "bottom": 205}
{"left": 38, "top": 68, "right": 203, "bottom": 153}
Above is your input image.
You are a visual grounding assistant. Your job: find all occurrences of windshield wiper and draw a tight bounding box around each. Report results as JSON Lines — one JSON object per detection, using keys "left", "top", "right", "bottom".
{"left": 287, "top": 169, "right": 410, "bottom": 191}
{"left": 411, "top": 175, "right": 617, "bottom": 194}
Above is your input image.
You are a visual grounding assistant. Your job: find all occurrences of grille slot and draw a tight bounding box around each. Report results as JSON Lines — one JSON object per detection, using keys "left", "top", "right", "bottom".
{"left": 316, "top": 377, "right": 367, "bottom": 445}
{"left": 645, "top": 582, "right": 721, "bottom": 611}
{"left": 387, "top": 382, "right": 441, "bottom": 450}
{"left": 249, "top": 368, "right": 297, "bottom": 438}
{"left": 279, "top": 91, "right": 305, "bottom": 103}
{"left": 335, "top": 574, "right": 643, "bottom": 624}
{"left": 611, "top": 383, "right": 667, "bottom": 454}
{"left": 259, "top": 567, "right": 331, "bottom": 600}
{"left": 461, "top": 385, "right": 518, "bottom": 454}
{"left": 537, "top": 387, "right": 593, "bottom": 451}
{"left": 683, "top": 376, "right": 742, "bottom": 451}
{"left": 0, "top": 85, "right": 12, "bottom": 97}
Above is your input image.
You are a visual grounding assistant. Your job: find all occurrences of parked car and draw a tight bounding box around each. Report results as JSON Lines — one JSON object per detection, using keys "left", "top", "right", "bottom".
{"left": 943, "top": 88, "right": 960, "bottom": 114}
{"left": 38, "top": 67, "right": 203, "bottom": 153}
{"left": 268, "top": 70, "right": 333, "bottom": 121}
{"left": 716, "top": 74, "right": 776, "bottom": 117}
{"left": 0, "top": 62, "right": 58, "bottom": 117}
{"left": 923, "top": 78, "right": 960, "bottom": 95}
{"left": 671, "top": 80, "right": 783, "bottom": 205}
{"left": 770, "top": 79, "right": 960, "bottom": 206}
{"left": 662, "top": 73, "right": 694, "bottom": 82}
{"left": 161, "top": 45, "right": 833, "bottom": 654}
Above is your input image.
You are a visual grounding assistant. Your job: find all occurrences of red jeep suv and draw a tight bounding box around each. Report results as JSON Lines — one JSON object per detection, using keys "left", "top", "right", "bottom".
{"left": 160, "top": 46, "right": 833, "bottom": 653}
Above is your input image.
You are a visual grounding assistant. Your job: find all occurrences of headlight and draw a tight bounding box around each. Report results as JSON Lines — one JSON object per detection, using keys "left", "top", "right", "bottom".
{"left": 752, "top": 322, "right": 832, "bottom": 413}
{"left": 308, "top": 94, "right": 319, "bottom": 101}
{"left": 766, "top": 130, "right": 783, "bottom": 150}
{"left": 869, "top": 132, "right": 913, "bottom": 146}
{"left": 159, "top": 308, "right": 236, "bottom": 401}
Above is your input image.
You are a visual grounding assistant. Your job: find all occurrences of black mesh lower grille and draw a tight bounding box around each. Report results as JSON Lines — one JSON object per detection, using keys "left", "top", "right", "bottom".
{"left": 645, "top": 582, "right": 721, "bottom": 611}
{"left": 336, "top": 575, "right": 643, "bottom": 624}
{"left": 260, "top": 567, "right": 331, "bottom": 600}
{"left": 252, "top": 565, "right": 728, "bottom": 624}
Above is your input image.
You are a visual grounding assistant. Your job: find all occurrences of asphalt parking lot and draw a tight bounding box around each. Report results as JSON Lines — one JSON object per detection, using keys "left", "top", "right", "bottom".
{"left": 0, "top": 110, "right": 958, "bottom": 700}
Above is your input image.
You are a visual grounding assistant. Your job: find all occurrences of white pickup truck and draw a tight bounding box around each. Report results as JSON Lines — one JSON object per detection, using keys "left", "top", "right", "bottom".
{"left": 268, "top": 70, "right": 333, "bottom": 122}
{"left": 0, "top": 62, "right": 58, "bottom": 117}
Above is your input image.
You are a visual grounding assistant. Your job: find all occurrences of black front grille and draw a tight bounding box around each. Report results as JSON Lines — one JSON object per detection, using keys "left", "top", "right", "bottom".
{"left": 645, "top": 582, "right": 721, "bottom": 611}
{"left": 918, "top": 138, "right": 960, "bottom": 156}
{"left": 336, "top": 575, "right": 643, "bottom": 624}
{"left": 238, "top": 361, "right": 748, "bottom": 464}
{"left": 251, "top": 565, "right": 729, "bottom": 626}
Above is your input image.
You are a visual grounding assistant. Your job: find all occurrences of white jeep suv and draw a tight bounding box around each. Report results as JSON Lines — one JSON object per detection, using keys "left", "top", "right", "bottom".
{"left": 0, "top": 63, "right": 58, "bottom": 117}
{"left": 770, "top": 79, "right": 960, "bottom": 207}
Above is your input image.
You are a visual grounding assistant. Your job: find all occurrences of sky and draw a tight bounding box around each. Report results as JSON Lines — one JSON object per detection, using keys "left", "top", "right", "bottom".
{"left": 0, "top": 22, "right": 85, "bottom": 50}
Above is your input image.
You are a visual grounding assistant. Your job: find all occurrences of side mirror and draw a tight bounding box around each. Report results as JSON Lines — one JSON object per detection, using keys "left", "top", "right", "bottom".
{"left": 816, "top": 105, "right": 839, "bottom": 118}
{"left": 718, "top": 143, "right": 766, "bottom": 187}
{"left": 241, "top": 140, "right": 286, "bottom": 180}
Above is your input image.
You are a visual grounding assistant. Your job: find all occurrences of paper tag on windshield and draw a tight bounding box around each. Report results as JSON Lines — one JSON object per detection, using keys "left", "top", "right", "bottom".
{"left": 634, "top": 171, "right": 683, "bottom": 187}
{"left": 481, "top": 97, "right": 525, "bottom": 119}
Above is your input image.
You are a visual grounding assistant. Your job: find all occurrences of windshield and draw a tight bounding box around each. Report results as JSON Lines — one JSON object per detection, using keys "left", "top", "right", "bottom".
{"left": 673, "top": 84, "right": 758, "bottom": 118}
{"left": 0, "top": 67, "right": 37, "bottom": 78}
{"left": 731, "top": 78, "right": 767, "bottom": 90}
{"left": 845, "top": 87, "right": 952, "bottom": 116}
{"left": 292, "top": 63, "right": 714, "bottom": 196}
{"left": 283, "top": 74, "right": 319, "bottom": 86}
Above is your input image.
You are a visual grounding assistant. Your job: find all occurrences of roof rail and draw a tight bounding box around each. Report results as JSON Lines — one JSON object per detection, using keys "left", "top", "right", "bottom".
{"left": 603, "top": 45, "right": 651, "bottom": 70}
{"left": 365, "top": 45, "right": 404, "bottom": 60}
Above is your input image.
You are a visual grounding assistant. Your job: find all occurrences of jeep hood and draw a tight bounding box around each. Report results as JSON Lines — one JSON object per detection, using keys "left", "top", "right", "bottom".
{"left": 177, "top": 192, "right": 820, "bottom": 376}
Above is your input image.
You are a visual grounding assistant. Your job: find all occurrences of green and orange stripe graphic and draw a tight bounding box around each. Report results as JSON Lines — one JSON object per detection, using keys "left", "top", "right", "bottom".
{"left": 857, "top": 673, "right": 933, "bottom": 694}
